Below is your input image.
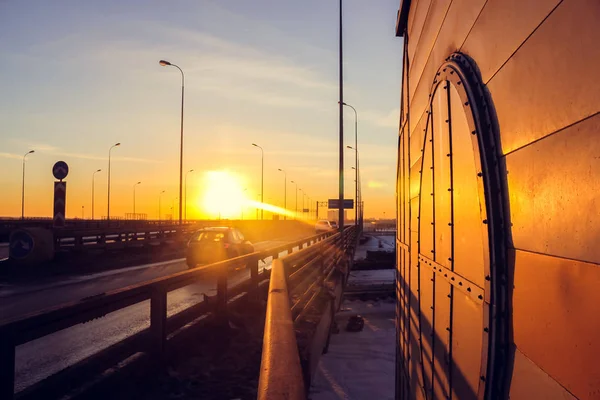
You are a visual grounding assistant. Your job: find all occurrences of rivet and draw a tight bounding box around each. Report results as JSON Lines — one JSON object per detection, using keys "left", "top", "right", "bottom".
{"left": 447, "top": 188, "right": 452, "bottom": 192}
{"left": 484, "top": 327, "right": 489, "bottom": 333}
{"left": 477, "top": 172, "right": 483, "bottom": 177}
{"left": 480, "top": 376, "right": 486, "bottom": 382}
{"left": 467, "top": 287, "right": 472, "bottom": 292}
{"left": 464, "top": 101, "right": 469, "bottom": 106}
{"left": 483, "top": 219, "right": 488, "bottom": 224}
{"left": 457, "top": 81, "right": 462, "bottom": 86}
{"left": 451, "top": 277, "right": 455, "bottom": 281}
{"left": 478, "top": 294, "right": 483, "bottom": 300}
{"left": 446, "top": 327, "right": 450, "bottom": 331}
{"left": 448, "top": 257, "right": 452, "bottom": 261}
{"left": 445, "top": 119, "right": 449, "bottom": 123}
{"left": 458, "top": 282, "right": 463, "bottom": 286}
{"left": 448, "top": 223, "right": 453, "bottom": 226}
{"left": 444, "top": 274, "right": 448, "bottom": 277}
{"left": 485, "top": 275, "right": 491, "bottom": 281}
{"left": 471, "top": 130, "right": 477, "bottom": 135}
{"left": 447, "top": 294, "right": 451, "bottom": 298}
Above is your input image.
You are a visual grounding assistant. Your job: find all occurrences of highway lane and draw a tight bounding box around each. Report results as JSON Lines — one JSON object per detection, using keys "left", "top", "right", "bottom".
{"left": 6, "top": 239, "right": 302, "bottom": 393}
{"left": 0, "top": 239, "right": 287, "bottom": 321}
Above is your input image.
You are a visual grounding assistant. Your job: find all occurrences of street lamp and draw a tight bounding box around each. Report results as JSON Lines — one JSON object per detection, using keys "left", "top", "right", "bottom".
{"left": 252, "top": 143, "right": 264, "bottom": 220}
{"left": 133, "top": 181, "right": 142, "bottom": 218}
{"left": 290, "top": 180, "right": 298, "bottom": 220}
{"left": 21, "top": 150, "right": 34, "bottom": 219}
{"left": 92, "top": 169, "right": 101, "bottom": 220}
{"left": 278, "top": 168, "right": 286, "bottom": 220}
{"left": 342, "top": 102, "right": 358, "bottom": 226}
{"left": 158, "top": 190, "right": 166, "bottom": 221}
{"left": 347, "top": 145, "right": 360, "bottom": 226}
{"left": 299, "top": 188, "right": 304, "bottom": 219}
{"left": 185, "top": 169, "right": 194, "bottom": 222}
{"left": 159, "top": 59, "right": 185, "bottom": 225}
{"left": 107, "top": 142, "right": 121, "bottom": 221}
{"left": 337, "top": 0, "right": 345, "bottom": 236}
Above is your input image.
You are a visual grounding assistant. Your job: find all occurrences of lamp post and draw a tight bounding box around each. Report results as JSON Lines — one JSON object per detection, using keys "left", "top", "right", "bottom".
{"left": 347, "top": 145, "right": 360, "bottom": 226}
{"left": 92, "top": 169, "right": 101, "bottom": 220}
{"left": 252, "top": 143, "right": 264, "bottom": 220}
{"left": 159, "top": 59, "right": 185, "bottom": 225}
{"left": 277, "top": 168, "right": 287, "bottom": 220}
{"left": 185, "top": 169, "right": 194, "bottom": 222}
{"left": 133, "top": 181, "right": 142, "bottom": 218}
{"left": 342, "top": 102, "right": 358, "bottom": 226}
{"left": 21, "top": 150, "right": 34, "bottom": 220}
{"left": 290, "top": 180, "right": 298, "bottom": 220}
{"left": 158, "top": 190, "right": 165, "bottom": 221}
{"left": 299, "top": 188, "right": 304, "bottom": 219}
{"left": 338, "top": 0, "right": 345, "bottom": 236}
{"left": 107, "top": 142, "right": 120, "bottom": 221}
{"left": 172, "top": 197, "right": 178, "bottom": 221}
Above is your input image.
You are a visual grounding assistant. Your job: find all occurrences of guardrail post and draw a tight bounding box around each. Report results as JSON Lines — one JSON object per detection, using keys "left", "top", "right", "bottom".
{"left": 150, "top": 290, "right": 167, "bottom": 359}
{"left": 0, "top": 334, "right": 15, "bottom": 400}
{"left": 216, "top": 265, "right": 228, "bottom": 327}
{"left": 249, "top": 255, "right": 260, "bottom": 301}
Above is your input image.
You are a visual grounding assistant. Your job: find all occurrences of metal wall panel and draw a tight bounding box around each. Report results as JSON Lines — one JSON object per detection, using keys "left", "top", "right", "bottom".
{"left": 512, "top": 250, "right": 600, "bottom": 399}
{"left": 448, "top": 85, "right": 485, "bottom": 288}
{"left": 509, "top": 349, "right": 576, "bottom": 400}
{"left": 408, "top": 0, "right": 486, "bottom": 135}
{"left": 451, "top": 292, "right": 483, "bottom": 400}
{"left": 419, "top": 267, "right": 435, "bottom": 396}
{"left": 433, "top": 83, "right": 451, "bottom": 270}
{"left": 506, "top": 113, "right": 600, "bottom": 264}
{"left": 487, "top": 0, "right": 600, "bottom": 154}
{"left": 461, "top": 0, "right": 560, "bottom": 84}
{"left": 408, "top": 0, "right": 433, "bottom": 66}
{"left": 409, "top": 0, "right": 452, "bottom": 101}
{"left": 432, "top": 279, "right": 451, "bottom": 399}
{"left": 410, "top": 162, "right": 422, "bottom": 200}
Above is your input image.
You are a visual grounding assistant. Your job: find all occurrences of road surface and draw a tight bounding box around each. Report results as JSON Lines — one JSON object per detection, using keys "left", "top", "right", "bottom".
{"left": 0, "top": 238, "right": 299, "bottom": 393}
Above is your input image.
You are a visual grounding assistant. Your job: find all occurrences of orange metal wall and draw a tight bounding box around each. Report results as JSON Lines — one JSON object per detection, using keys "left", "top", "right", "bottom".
{"left": 396, "top": 0, "right": 600, "bottom": 399}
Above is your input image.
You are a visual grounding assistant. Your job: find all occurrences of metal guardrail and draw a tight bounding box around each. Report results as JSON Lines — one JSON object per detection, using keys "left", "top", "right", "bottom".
{"left": 258, "top": 226, "right": 359, "bottom": 400}
{"left": 0, "top": 230, "right": 336, "bottom": 400}
{"left": 53, "top": 224, "right": 193, "bottom": 251}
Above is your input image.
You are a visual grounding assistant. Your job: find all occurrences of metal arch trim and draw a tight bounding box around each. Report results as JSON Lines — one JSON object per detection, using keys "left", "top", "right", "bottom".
{"left": 431, "top": 53, "right": 509, "bottom": 400}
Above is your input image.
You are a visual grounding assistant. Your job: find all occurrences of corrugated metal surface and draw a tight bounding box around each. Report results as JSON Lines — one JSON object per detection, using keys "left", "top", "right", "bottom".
{"left": 488, "top": 0, "right": 600, "bottom": 154}
{"left": 513, "top": 250, "right": 600, "bottom": 399}
{"left": 506, "top": 113, "right": 600, "bottom": 264}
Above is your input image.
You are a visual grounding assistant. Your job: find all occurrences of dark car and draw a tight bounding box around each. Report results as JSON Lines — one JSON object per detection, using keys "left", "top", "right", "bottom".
{"left": 186, "top": 227, "right": 254, "bottom": 268}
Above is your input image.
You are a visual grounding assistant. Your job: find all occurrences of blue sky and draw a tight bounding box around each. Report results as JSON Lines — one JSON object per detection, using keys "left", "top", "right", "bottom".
{"left": 0, "top": 0, "right": 402, "bottom": 219}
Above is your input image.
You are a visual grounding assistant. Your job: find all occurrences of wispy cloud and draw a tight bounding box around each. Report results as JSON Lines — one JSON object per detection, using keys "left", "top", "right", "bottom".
{"left": 368, "top": 181, "right": 389, "bottom": 189}
{"left": 8, "top": 140, "right": 161, "bottom": 164}
{"left": 0, "top": 152, "right": 23, "bottom": 160}
{"left": 362, "top": 109, "right": 400, "bottom": 128}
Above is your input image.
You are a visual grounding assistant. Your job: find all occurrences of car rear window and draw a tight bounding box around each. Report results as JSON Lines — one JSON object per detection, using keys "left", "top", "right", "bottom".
{"left": 192, "top": 231, "right": 226, "bottom": 242}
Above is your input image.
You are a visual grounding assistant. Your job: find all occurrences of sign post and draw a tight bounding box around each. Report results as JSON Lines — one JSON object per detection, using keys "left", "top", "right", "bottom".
{"left": 52, "top": 161, "right": 69, "bottom": 227}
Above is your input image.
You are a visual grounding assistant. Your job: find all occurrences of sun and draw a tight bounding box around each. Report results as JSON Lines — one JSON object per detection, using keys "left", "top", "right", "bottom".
{"left": 200, "top": 170, "right": 247, "bottom": 219}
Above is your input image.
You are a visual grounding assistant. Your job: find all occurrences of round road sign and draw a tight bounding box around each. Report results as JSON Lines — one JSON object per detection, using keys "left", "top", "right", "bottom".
{"left": 52, "top": 161, "right": 69, "bottom": 180}
{"left": 10, "top": 230, "right": 35, "bottom": 260}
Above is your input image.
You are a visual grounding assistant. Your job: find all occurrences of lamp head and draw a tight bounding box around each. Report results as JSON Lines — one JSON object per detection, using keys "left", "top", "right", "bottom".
{"left": 28, "top": 150, "right": 35, "bottom": 155}
{"left": 137, "top": 181, "right": 141, "bottom": 184}
{"left": 159, "top": 60, "right": 171, "bottom": 66}
{"left": 252, "top": 143, "right": 258, "bottom": 147}
{"left": 114, "top": 142, "right": 121, "bottom": 147}
{"left": 347, "top": 145, "right": 353, "bottom": 150}
{"left": 96, "top": 169, "right": 101, "bottom": 172}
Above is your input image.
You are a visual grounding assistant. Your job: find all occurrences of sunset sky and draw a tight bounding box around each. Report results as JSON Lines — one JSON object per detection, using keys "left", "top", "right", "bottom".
{"left": 0, "top": 0, "right": 402, "bottom": 220}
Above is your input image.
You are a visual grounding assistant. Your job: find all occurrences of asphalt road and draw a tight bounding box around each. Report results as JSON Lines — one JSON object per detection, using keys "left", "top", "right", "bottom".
{"left": 0, "top": 238, "right": 297, "bottom": 393}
